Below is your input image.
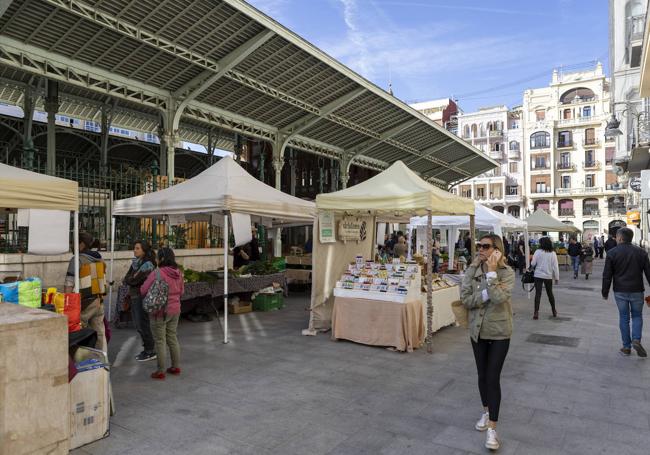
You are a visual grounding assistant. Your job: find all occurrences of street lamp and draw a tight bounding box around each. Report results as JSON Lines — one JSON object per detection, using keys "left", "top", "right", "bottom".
{"left": 605, "top": 114, "right": 623, "bottom": 137}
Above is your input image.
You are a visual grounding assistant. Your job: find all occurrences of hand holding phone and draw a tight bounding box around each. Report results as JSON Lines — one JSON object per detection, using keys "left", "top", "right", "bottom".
{"left": 487, "top": 250, "right": 501, "bottom": 272}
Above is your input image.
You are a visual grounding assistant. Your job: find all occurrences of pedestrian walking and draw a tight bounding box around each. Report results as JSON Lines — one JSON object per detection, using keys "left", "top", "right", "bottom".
{"left": 580, "top": 242, "right": 594, "bottom": 279}
{"left": 461, "top": 234, "right": 514, "bottom": 451}
{"left": 568, "top": 237, "right": 581, "bottom": 279}
{"left": 593, "top": 236, "right": 600, "bottom": 259}
{"left": 531, "top": 237, "right": 559, "bottom": 319}
{"left": 516, "top": 236, "right": 526, "bottom": 275}
{"left": 599, "top": 234, "right": 606, "bottom": 259}
{"left": 604, "top": 234, "right": 617, "bottom": 254}
{"left": 122, "top": 240, "right": 156, "bottom": 362}
{"left": 602, "top": 227, "right": 650, "bottom": 357}
{"left": 141, "top": 247, "right": 185, "bottom": 379}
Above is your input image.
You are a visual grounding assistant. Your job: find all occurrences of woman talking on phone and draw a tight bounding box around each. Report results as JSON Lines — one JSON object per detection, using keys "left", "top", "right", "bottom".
{"left": 461, "top": 234, "right": 515, "bottom": 451}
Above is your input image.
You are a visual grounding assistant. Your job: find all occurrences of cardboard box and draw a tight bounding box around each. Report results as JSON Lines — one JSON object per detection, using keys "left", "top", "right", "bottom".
{"left": 228, "top": 300, "right": 252, "bottom": 314}
{"left": 69, "top": 367, "right": 110, "bottom": 450}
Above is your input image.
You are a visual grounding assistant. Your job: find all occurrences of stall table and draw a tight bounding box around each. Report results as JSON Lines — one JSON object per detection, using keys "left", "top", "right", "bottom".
{"left": 114, "top": 272, "right": 287, "bottom": 319}
{"left": 331, "top": 285, "right": 459, "bottom": 352}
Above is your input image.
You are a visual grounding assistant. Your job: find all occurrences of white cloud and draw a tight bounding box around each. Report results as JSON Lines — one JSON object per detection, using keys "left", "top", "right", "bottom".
{"left": 248, "top": 0, "right": 290, "bottom": 21}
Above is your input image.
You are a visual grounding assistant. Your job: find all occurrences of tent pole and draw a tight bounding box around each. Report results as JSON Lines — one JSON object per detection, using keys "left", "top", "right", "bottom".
{"left": 426, "top": 209, "right": 433, "bottom": 354}
{"left": 370, "top": 216, "right": 377, "bottom": 260}
{"left": 223, "top": 213, "right": 229, "bottom": 344}
{"left": 469, "top": 214, "right": 476, "bottom": 258}
{"left": 524, "top": 229, "right": 531, "bottom": 269}
{"left": 74, "top": 211, "right": 80, "bottom": 293}
{"left": 108, "top": 216, "right": 116, "bottom": 323}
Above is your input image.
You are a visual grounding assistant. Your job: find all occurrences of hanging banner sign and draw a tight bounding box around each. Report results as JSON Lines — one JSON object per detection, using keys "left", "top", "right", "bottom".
{"left": 319, "top": 211, "right": 336, "bottom": 243}
{"left": 338, "top": 218, "right": 363, "bottom": 242}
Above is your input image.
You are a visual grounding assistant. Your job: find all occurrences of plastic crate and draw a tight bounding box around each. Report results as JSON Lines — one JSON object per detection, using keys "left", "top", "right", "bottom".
{"left": 253, "top": 293, "right": 284, "bottom": 311}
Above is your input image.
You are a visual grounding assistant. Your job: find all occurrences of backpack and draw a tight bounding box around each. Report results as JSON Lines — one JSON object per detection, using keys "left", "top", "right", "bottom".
{"left": 142, "top": 269, "right": 169, "bottom": 313}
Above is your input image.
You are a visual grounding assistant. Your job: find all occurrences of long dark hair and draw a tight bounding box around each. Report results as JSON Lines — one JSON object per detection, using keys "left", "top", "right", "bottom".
{"left": 157, "top": 247, "right": 178, "bottom": 269}
{"left": 134, "top": 240, "right": 156, "bottom": 265}
{"left": 538, "top": 236, "right": 554, "bottom": 252}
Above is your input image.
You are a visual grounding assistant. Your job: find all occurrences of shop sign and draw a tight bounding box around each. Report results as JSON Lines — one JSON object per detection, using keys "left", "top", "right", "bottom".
{"left": 319, "top": 211, "right": 336, "bottom": 243}
{"left": 338, "top": 218, "right": 363, "bottom": 242}
{"left": 630, "top": 177, "right": 642, "bottom": 192}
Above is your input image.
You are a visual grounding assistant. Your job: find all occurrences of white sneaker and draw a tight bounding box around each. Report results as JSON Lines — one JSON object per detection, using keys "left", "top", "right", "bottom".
{"left": 485, "top": 428, "right": 500, "bottom": 450}
{"left": 475, "top": 411, "right": 489, "bottom": 431}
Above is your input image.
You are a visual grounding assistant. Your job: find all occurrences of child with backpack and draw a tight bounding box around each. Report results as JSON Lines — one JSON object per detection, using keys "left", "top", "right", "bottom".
{"left": 140, "top": 247, "right": 184, "bottom": 380}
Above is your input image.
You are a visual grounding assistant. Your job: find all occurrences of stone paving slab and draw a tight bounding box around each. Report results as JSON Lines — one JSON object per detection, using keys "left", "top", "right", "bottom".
{"left": 73, "top": 259, "right": 650, "bottom": 454}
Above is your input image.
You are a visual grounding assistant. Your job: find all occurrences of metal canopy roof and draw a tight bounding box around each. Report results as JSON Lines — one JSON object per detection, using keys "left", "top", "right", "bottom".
{"left": 0, "top": 0, "right": 496, "bottom": 186}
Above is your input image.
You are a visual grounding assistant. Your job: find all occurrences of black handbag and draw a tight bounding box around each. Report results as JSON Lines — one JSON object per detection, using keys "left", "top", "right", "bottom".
{"left": 521, "top": 268, "right": 535, "bottom": 292}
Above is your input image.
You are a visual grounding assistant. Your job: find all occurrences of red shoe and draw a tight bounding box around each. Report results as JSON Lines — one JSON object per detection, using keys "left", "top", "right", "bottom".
{"left": 151, "top": 371, "right": 166, "bottom": 380}
{"left": 533, "top": 312, "right": 539, "bottom": 320}
{"left": 166, "top": 367, "right": 181, "bottom": 376}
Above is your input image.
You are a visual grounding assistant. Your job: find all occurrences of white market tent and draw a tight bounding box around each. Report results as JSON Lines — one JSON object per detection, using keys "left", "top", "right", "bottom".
{"left": 525, "top": 209, "right": 581, "bottom": 234}
{"left": 309, "top": 161, "right": 474, "bottom": 352}
{"left": 0, "top": 163, "right": 80, "bottom": 291}
{"left": 112, "top": 156, "right": 316, "bottom": 343}
{"left": 409, "top": 202, "right": 530, "bottom": 269}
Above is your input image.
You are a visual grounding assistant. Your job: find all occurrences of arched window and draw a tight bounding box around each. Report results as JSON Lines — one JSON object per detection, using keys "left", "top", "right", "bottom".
{"left": 492, "top": 142, "right": 501, "bottom": 152}
{"left": 608, "top": 196, "right": 625, "bottom": 216}
{"left": 487, "top": 121, "right": 494, "bottom": 131}
{"left": 493, "top": 206, "right": 504, "bottom": 213}
{"left": 558, "top": 199, "right": 574, "bottom": 216}
{"left": 508, "top": 206, "right": 520, "bottom": 218}
{"left": 480, "top": 124, "right": 486, "bottom": 137}
{"left": 583, "top": 198, "right": 599, "bottom": 216}
{"left": 464, "top": 125, "right": 470, "bottom": 138}
{"left": 560, "top": 87, "right": 596, "bottom": 104}
{"left": 530, "top": 131, "right": 550, "bottom": 149}
{"left": 583, "top": 220, "right": 600, "bottom": 241}
{"left": 534, "top": 200, "right": 550, "bottom": 212}
{"left": 509, "top": 141, "right": 519, "bottom": 151}
{"left": 471, "top": 124, "right": 478, "bottom": 138}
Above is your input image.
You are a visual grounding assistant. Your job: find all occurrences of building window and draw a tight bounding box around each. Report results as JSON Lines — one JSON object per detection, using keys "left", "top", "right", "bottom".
{"left": 586, "top": 174, "right": 595, "bottom": 187}
{"left": 535, "top": 182, "right": 548, "bottom": 193}
{"left": 583, "top": 198, "right": 599, "bottom": 216}
{"left": 561, "top": 176, "right": 571, "bottom": 188}
{"left": 534, "top": 156, "right": 548, "bottom": 169}
{"left": 530, "top": 131, "right": 550, "bottom": 149}
{"left": 557, "top": 130, "right": 572, "bottom": 147}
{"left": 492, "top": 142, "right": 501, "bottom": 152}
{"left": 535, "top": 109, "right": 546, "bottom": 121}
{"left": 463, "top": 125, "right": 470, "bottom": 138}
{"left": 560, "top": 152, "right": 571, "bottom": 166}
{"left": 509, "top": 141, "right": 519, "bottom": 151}
{"left": 477, "top": 187, "right": 485, "bottom": 197}
{"left": 583, "top": 106, "right": 592, "bottom": 117}
{"left": 563, "top": 108, "right": 572, "bottom": 119}
{"left": 585, "top": 128, "right": 596, "bottom": 145}
{"left": 585, "top": 149, "right": 595, "bottom": 166}
{"left": 509, "top": 162, "right": 518, "bottom": 173}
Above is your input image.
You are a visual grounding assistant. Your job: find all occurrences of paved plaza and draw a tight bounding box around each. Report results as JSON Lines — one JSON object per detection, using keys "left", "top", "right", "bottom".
{"left": 74, "top": 261, "right": 650, "bottom": 455}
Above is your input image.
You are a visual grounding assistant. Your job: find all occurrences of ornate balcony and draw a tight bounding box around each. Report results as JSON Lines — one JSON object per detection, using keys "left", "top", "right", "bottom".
{"left": 556, "top": 162, "right": 576, "bottom": 171}
{"left": 583, "top": 160, "right": 601, "bottom": 170}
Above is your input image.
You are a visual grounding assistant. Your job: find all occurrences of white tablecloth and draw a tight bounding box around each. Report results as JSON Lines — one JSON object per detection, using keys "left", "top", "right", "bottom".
{"left": 421, "top": 285, "right": 459, "bottom": 332}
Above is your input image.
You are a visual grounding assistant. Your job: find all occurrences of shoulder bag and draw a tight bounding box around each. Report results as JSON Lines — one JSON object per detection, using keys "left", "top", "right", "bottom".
{"left": 142, "top": 269, "right": 169, "bottom": 313}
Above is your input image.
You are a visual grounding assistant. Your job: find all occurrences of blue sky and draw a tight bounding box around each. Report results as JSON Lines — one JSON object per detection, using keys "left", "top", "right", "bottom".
{"left": 247, "top": 0, "right": 608, "bottom": 113}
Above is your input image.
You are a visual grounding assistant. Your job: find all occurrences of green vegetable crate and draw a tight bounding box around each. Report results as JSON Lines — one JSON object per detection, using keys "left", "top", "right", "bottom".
{"left": 253, "top": 292, "right": 284, "bottom": 311}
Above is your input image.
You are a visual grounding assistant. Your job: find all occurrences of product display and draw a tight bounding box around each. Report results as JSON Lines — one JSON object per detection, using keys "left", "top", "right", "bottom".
{"left": 333, "top": 258, "right": 421, "bottom": 303}
{"left": 421, "top": 274, "right": 457, "bottom": 293}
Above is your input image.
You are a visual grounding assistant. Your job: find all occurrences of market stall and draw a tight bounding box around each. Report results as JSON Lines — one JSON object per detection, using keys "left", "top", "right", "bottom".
{"left": 306, "top": 160, "right": 474, "bottom": 352}
{"left": 111, "top": 156, "right": 315, "bottom": 343}
{"left": 524, "top": 209, "right": 581, "bottom": 268}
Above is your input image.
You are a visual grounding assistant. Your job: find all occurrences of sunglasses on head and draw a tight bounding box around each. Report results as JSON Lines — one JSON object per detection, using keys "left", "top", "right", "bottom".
{"left": 478, "top": 243, "right": 493, "bottom": 250}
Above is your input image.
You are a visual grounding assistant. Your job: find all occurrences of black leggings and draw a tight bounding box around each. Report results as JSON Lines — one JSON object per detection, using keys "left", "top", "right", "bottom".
{"left": 471, "top": 338, "right": 510, "bottom": 422}
{"left": 534, "top": 278, "right": 556, "bottom": 313}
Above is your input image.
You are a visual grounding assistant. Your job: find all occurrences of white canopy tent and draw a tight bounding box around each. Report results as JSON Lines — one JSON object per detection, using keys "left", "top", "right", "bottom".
{"left": 524, "top": 209, "right": 581, "bottom": 234}
{"left": 0, "top": 163, "right": 80, "bottom": 291}
{"left": 112, "top": 156, "right": 316, "bottom": 343}
{"left": 309, "top": 161, "right": 474, "bottom": 352}
{"left": 409, "top": 202, "right": 530, "bottom": 269}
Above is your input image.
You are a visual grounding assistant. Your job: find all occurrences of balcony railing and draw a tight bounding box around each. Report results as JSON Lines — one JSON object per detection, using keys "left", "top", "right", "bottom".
{"left": 556, "top": 162, "right": 576, "bottom": 171}
{"left": 556, "top": 187, "right": 602, "bottom": 195}
{"left": 556, "top": 116, "right": 598, "bottom": 126}
{"left": 531, "top": 189, "right": 552, "bottom": 195}
{"left": 531, "top": 162, "right": 551, "bottom": 170}
{"left": 583, "top": 138, "right": 600, "bottom": 147}
{"left": 530, "top": 143, "right": 551, "bottom": 151}
{"left": 508, "top": 149, "right": 521, "bottom": 159}
{"left": 583, "top": 160, "right": 601, "bottom": 170}
{"left": 560, "top": 96, "right": 597, "bottom": 106}
{"left": 489, "top": 150, "right": 505, "bottom": 160}
{"left": 558, "top": 208, "right": 575, "bottom": 217}
{"left": 583, "top": 209, "right": 600, "bottom": 217}
{"left": 505, "top": 194, "right": 521, "bottom": 202}
{"left": 489, "top": 130, "right": 504, "bottom": 138}
{"left": 556, "top": 141, "right": 574, "bottom": 149}
{"left": 609, "top": 208, "right": 627, "bottom": 216}
{"left": 606, "top": 183, "right": 623, "bottom": 191}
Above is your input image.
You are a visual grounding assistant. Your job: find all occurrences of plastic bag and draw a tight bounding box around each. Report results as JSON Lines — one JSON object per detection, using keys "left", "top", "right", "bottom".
{"left": 53, "top": 292, "right": 82, "bottom": 332}
{"left": 0, "top": 277, "right": 42, "bottom": 308}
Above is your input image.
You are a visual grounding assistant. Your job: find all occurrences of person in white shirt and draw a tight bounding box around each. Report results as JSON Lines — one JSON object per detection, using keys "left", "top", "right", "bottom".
{"left": 530, "top": 236, "right": 560, "bottom": 320}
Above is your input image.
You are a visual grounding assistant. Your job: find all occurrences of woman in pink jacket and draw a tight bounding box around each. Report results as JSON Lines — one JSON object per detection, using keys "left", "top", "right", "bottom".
{"left": 141, "top": 247, "right": 184, "bottom": 380}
